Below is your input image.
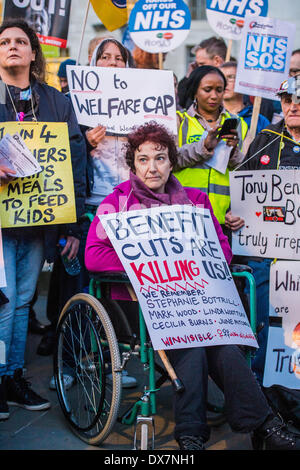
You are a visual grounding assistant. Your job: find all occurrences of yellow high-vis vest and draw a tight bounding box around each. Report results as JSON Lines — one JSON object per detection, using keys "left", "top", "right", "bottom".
{"left": 174, "top": 110, "right": 248, "bottom": 224}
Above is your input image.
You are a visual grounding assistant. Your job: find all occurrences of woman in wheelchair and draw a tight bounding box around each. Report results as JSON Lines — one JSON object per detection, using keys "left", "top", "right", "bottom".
{"left": 85, "top": 122, "right": 300, "bottom": 451}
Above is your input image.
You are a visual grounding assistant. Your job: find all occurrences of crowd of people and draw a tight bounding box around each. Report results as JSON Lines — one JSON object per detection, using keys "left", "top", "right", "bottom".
{"left": 0, "top": 20, "right": 300, "bottom": 451}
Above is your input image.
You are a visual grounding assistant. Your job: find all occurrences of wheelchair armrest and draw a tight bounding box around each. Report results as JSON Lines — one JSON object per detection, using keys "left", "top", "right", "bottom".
{"left": 88, "top": 271, "right": 130, "bottom": 283}
{"left": 230, "top": 263, "right": 253, "bottom": 274}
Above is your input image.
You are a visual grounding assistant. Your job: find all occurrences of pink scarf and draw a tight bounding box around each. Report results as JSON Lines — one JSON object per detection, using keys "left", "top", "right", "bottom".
{"left": 129, "top": 171, "right": 191, "bottom": 208}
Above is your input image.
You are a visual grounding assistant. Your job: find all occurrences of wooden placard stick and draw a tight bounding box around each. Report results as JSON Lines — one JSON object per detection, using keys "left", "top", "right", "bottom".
{"left": 158, "top": 52, "right": 163, "bottom": 70}
{"left": 225, "top": 39, "right": 233, "bottom": 62}
{"left": 126, "top": 284, "right": 184, "bottom": 393}
{"left": 249, "top": 96, "right": 262, "bottom": 143}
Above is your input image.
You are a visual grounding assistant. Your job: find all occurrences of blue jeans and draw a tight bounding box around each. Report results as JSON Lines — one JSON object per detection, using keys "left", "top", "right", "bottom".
{"left": 0, "top": 232, "right": 44, "bottom": 376}
{"left": 247, "top": 258, "right": 272, "bottom": 385}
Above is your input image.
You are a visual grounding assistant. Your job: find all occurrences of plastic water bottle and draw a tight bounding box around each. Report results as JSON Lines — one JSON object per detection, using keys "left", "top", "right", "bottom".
{"left": 58, "top": 238, "right": 81, "bottom": 276}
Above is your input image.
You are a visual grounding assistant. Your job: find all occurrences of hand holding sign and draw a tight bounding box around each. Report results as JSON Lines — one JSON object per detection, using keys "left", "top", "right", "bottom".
{"left": 85, "top": 125, "right": 106, "bottom": 148}
{"left": 0, "top": 133, "right": 42, "bottom": 178}
{"left": 0, "top": 165, "right": 16, "bottom": 182}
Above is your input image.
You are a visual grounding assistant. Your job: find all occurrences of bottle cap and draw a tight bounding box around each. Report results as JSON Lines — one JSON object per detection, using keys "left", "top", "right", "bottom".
{"left": 58, "top": 238, "right": 67, "bottom": 247}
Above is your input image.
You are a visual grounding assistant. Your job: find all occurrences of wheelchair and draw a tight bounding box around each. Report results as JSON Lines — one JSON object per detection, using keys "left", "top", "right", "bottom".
{"left": 53, "top": 264, "right": 257, "bottom": 449}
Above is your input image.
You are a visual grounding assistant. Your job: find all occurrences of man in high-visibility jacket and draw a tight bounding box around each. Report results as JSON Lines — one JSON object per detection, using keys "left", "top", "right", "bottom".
{"left": 173, "top": 65, "right": 248, "bottom": 226}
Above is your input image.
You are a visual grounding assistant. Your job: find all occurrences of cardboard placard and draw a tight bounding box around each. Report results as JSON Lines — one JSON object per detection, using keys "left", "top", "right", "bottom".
{"left": 0, "top": 122, "right": 76, "bottom": 228}
{"left": 206, "top": 0, "right": 268, "bottom": 40}
{"left": 3, "top": 0, "right": 72, "bottom": 48}
{"left": 263, "top": 261, "right": 300, "bottom": 389}
{"left": 230, "top": 170, "right": 300, "bottom": 260}
{"left": 235, "top": 16, "right": 296, "bottom": 100}
{"left": 100, "top": 205, "right": 258, "bottom": 351}
{"left": 67, "top": 66, "right": 177, "bottom": 135}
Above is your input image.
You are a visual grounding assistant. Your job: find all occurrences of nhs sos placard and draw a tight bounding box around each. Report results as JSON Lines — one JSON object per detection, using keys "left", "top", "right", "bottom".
{"left": 235, "top": 17, "right": 296, "bottom": 100}
{"left": 206, "top": 0, "right": 268, "bottom": 40}
{"left": 129, "top": 0, "right": 191, "bottom": 53}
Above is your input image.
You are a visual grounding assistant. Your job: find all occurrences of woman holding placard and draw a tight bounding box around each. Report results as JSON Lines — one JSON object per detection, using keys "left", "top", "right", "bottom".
{"left": 84, "top": 38, "right": 132, "bottom": 209}
{"left": 173, "top": 65, "right": 248, "bottom": 227}
{"left": 0, "top": 19, "right": 86, "bottom": 420}
{"left": 85, "top": 121, "right": 300, "bottom": 450}
{"left": 67, "top": 37, "right": 139, "bottom": 390}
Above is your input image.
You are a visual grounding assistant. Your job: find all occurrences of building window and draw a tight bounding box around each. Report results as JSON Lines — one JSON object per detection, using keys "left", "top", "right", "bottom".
{"left": 189, "top": 0, "right": 206, "bottom": 20}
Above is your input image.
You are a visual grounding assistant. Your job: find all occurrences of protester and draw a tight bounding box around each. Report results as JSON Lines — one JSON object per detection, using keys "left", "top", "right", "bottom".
{"left": 220, "top": 61, "right": 270, "bottom": 140}
{"left": 0, "top": 19, "right": 86, "bottom": 421}
{"left": 57, "top": 58, "right": 76, "bottom": 95}
{"left": 173, "top": 65, "right": 248, "bottom": 226}
{"left": 289, "top": 49, "right": 300, "bottom": 77}
{"left": 87, "top": 36, "right": 108, "bottom": 64}
{"left": 178, "top": 36, "right": 227, "bottom": 109}
{"left": 38, "top": 37, "right": 137, "bottom": 389}
{"left": 132, "top": 45, "right": 166, "bottom": 69}
{"left": 85, "top": 121, "right": 300, "bottom": 450}
{"left": 225, "top": 76, "right": 300, "bottom": 386}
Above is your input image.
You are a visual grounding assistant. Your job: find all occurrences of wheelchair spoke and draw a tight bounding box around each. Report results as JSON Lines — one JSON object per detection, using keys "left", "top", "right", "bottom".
{"left": 54, "top": 294, "right": 122, "bottom": 444}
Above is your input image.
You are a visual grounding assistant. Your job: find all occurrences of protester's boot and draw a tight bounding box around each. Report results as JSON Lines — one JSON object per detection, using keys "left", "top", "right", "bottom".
{"left": 6, "top": 369, "right": 51, "bottom": 411}
{"left": 0, "top": 376, "right": 9, "bottom": 421}
{"left": 252, "top": 414, "right": 300, "bottom": 450}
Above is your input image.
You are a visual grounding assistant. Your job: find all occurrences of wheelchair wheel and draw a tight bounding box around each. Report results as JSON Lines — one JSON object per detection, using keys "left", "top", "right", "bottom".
{"left": 53, "top": 293, "right": 122, "bottom": 446}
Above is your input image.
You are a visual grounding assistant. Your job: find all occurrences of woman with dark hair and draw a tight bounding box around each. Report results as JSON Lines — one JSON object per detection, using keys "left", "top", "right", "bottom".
{"left": 43, "top": 37, "right": 138, "bottom": 389}
{"left": 173, "top": 65, "right": 248, "bottom": 226}
{"left": 85, "top": 122, "right": 300, "bottom": 451}
{"left": 0, "top": 19, "right": 86, "bottom": 420}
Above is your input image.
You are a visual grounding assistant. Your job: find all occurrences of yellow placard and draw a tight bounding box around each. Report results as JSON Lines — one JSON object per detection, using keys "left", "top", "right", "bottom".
{"left": 0, "top": 122, "right": 76, "bottom": 228}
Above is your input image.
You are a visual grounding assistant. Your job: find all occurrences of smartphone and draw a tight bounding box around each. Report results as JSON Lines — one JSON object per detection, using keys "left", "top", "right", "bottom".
{"left": 218, "top": 118, "right": 238, "bottom": 138}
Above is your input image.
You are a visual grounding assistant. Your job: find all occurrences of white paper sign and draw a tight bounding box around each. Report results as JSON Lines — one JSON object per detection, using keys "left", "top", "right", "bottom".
{"left": 235, "top": 17, "right": 296, "bottom": 100}
{"left": 0, "top": 133, "right": 41, "bottom": 177}
{"left": 67, "top": 66, "right": 177, "bottom": 135}
{"left": 100, "top": 205, "right": 258, "bottom": 351}
{"left": 263, "top": 260, "right": 300, "bottom": 389}
{"left": 230, "top": 170, "right": 300, "bottom": 260}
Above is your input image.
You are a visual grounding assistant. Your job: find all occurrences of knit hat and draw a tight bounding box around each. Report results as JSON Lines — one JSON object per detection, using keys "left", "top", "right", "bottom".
{"left": 57, "top": 59, "right": 76, "bottom": 78}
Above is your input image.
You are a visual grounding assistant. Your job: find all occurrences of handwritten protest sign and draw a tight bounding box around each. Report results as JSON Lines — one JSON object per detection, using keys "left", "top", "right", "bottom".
{"left": 230, "top": 170, "right": 300, "bottom": 260}
{"left": 0, "top": 122, "right": 76, "bottom": 228}
{"left": 263, "top": 261, "right": 300, "bottom": 389}
{"left": 235, "top": 17, "right": 296, "bottom": 100}
{"left": 100, "top": 205, "right": 258, "bottom": 351}
{"left": 67, "top": 66, "right": 177, "bottom": 135}
{"left": 3, "top": 0, "right": 72, "bottom": 48}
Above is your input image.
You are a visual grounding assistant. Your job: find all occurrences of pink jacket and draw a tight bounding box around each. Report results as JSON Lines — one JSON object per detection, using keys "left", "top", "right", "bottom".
{"left": 85, "top": 180, "right": 232, "bottom": 299}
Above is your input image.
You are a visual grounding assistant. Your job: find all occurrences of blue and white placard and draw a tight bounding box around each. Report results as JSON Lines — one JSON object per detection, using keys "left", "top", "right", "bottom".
{"left": 129, "top": 0, "right": 191, "bottom": 53}
{"left": 206, "top": 0, "right": 268, "bottom": 40}
{"left": 235, "top": 17, "right": 296, "bottom": 100}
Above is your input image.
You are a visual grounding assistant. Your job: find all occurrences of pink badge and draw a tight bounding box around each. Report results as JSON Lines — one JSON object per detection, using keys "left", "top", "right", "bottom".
{"left": 260, "top": 154, "right": 270, "bottom": 165}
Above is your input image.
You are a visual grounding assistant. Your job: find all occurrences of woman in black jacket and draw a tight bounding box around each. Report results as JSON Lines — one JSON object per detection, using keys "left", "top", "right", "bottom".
{"left": 0, "top": 19, "right": 86, "bottom": 420}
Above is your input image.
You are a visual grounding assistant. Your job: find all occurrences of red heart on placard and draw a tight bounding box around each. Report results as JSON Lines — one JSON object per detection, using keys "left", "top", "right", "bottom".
{"left": 256, "top": 212, "right": 262, "bottom": 217}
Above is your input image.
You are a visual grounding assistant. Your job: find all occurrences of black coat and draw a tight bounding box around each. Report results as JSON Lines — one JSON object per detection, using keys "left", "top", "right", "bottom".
{"left": 1, "top": 80, "right": 87, "bottom": 262}
{"left": 240, "top": 119, "right": 300, "bottom": 171}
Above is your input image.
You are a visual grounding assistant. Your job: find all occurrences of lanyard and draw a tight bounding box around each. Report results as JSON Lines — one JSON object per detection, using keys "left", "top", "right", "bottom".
{"left": 6, "top": 84, "right": 37, "bottom": 122}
